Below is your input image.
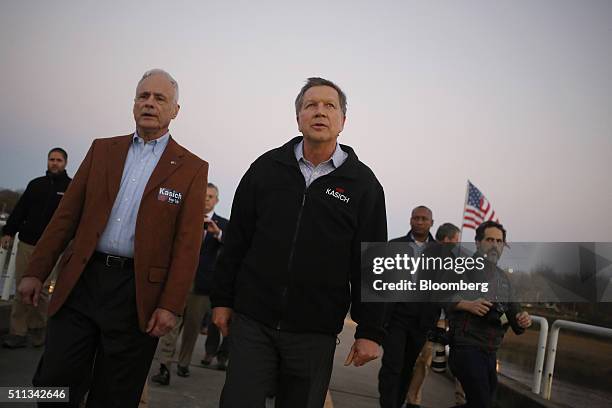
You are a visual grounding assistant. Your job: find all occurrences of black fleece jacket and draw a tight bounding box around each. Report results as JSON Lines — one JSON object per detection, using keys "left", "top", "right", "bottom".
{"left": 2, "top": 170, "right": 72, "bottom": 246}
{"left": 444, "top": 258, "right": 525, "bottom": 352}
{"left": 212, "top": 137, "right": 388, "bottom": 343}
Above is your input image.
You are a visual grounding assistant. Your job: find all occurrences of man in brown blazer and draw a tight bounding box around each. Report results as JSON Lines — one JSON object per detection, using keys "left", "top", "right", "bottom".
{"left": 18, "top": 68, "right": 208, "bottom": 407}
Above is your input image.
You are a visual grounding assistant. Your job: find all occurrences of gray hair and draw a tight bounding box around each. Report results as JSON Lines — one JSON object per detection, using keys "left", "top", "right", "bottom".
{"left": 435, "top": 223, "right": 461, "bottom": 242}
{"left": 207, "top": 182, "right": 219, "bottom": 196}
{"left": 294, "top": 77, "right": 347, "bottom": 117}
{"left": 137, "top": 69, "right": 179, "bottom": 103}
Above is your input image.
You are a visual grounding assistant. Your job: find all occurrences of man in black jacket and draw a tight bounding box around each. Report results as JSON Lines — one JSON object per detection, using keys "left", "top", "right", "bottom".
{"left": 1, "top": 147, "right": 71, "bottom": 348}
{"left": 446, "top": 221, "right": 531, "bottom": 408}
{"left": 378, "top": 205, "right": 439, "bottom": 408}
{"left": 211, "top": 77, "right": 387, "bottom": 408}
{"left": 150, "top": 182, "right": 229, "bottom": 384}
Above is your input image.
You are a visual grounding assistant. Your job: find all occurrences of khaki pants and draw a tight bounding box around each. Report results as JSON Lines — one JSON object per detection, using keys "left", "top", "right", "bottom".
{"left": 406, "top": 319, "right": 466, "bottom": 406}
{"left": 156, "top": 292, "right": 211, "bottom": 367}
{"left": 139, "top": 382, "right": 149, "bottom": 407}
{"left": 179, "top": 293, "right": 211, "bottom": 367}
{"left": 157, "top": 315, "right": 183, "bottom": 366}
{"left": 10, "top": 241, "right": 54, "bottom": 336}
{"left": 406, "top": 340, "right": 433, "bottom": 405}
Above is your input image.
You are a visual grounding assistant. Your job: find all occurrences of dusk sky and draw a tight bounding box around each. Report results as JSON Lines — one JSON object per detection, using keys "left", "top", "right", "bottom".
{"left": 1, "top": 0, "right": 611, "bottom": 241}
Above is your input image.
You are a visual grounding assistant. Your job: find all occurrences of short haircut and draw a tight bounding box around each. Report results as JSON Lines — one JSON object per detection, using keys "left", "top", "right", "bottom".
{"left": 48, "top": 147, "right": 67, "bottom": 161}
{"left": 475, "top": 220, "right": 507, "bottom": 242}
{"left": 207, "top": 182, "right": 219, "bottom": 195}
{"left": 435, "top": 223, "right": 460, "bottom": 241}
{"left": 138, "top": 69, "right": 179, "bottom": 103}
{"left": 295, "top": 77, "right": 347, "bottom": 117}
{"left": 411, "top": 205, "right": 433, "bottom": 218}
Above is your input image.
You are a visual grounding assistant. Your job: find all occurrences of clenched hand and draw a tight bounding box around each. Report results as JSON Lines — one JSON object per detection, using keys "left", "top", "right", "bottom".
{"left": 344, "top": 338, "right": 380, "bottom": 367}
{"left": 146, "top": 308, "right": 177, "bottom": 337}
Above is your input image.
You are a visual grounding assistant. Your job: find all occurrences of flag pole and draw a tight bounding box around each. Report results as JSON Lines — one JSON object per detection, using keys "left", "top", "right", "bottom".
{"left": 460, "top": 180, "right": 470, "bottom": 241}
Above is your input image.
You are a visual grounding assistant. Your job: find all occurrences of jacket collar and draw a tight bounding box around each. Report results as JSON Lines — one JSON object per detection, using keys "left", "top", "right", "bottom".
{"left": 106, "top": 133, "right": 185, "bottom": 201}
{"left": 405, "top": 229, "right": 436, "bottom": 244}
{"left": 45, "top": 170, "right": 70, "bottom": 181}
{"left": 271, "top": 136, "right": 361, "bottom": 179}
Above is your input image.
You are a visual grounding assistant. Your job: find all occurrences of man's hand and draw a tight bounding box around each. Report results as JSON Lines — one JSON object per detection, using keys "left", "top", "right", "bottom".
{"left": 17, "top": 277, "right": 43, "bottom": 307}
{"left": 1, "top": 235, "right": 13, "bottom": 250}
{"left": 212, "top": 307, "right": 233, "bottom": 337}
{"left": 205, "top": 217, "right": 222, "bottom": 238}
{"left": 146, "top": 308, "right": 177, "bottom": 337}
{"left": 457, "top": 298, "right": 493, "bottom": 317}
{"left": 516, "top": 311, "right": 532, "bottom": 328}
{"left": 343, "top": 338, "right": 380, "bottom": 367}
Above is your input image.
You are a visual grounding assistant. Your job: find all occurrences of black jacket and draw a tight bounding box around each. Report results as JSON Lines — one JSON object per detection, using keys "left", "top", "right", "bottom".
{"left": 444, "top": 257, "right": 525, "bottom": 352}
{"left": 194, "top": 213, "right": 229, "bottom": 295}
{"left": 385, "top": 231, "right": 440, "bottom": 331}
{"left": 2, "top": 170, "right": 72, "bottom": 246}
{"left": 212, "top": 137, "right": 388, "bottom": 343}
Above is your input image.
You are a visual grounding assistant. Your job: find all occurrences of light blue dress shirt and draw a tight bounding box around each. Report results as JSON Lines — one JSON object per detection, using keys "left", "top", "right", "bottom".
{"left": 97, "top": 132, "right": 170, "bottom": 257}
{"left": 293, "top": 139, "right": 348, "bottom": 187}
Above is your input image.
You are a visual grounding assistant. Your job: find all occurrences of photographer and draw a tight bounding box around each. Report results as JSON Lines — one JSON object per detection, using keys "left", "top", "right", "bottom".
{"left": 445, "top": 221, "right": 531, "bottom": 408}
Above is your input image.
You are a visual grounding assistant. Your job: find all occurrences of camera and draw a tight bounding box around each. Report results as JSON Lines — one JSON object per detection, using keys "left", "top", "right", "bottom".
{"left": 484, "top": 302, "right": 508, "bottom": 323}
{"left": 427, "top": 327, "right": 449, "bottom": 345}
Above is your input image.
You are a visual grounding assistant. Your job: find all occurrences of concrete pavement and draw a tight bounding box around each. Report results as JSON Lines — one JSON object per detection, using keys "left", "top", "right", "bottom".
{"left": 0, "top": 321, "right": 458, "bottom": 407}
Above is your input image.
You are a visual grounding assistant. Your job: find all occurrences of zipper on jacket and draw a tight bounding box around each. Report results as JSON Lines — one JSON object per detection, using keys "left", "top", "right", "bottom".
{"left": 277, "top": 190, "right": 307, "bottom": 330}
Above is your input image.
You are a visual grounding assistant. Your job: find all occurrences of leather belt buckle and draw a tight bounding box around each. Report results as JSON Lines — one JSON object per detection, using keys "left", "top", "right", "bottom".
{"left": 105, "top": 255, "right": 125, "bottom": 268}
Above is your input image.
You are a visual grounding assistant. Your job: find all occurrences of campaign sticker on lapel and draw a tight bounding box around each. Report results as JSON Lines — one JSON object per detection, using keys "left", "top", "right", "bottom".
{"left": 158, "top": 187, "right": 183, "bottom": 205}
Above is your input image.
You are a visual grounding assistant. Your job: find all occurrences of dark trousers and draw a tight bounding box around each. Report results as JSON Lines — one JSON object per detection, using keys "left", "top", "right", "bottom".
{"left": 32, "top": 258, "right": 159, "bottom": 407}
{"left": 205, "top": 319, "right": 229, "bottom": 359}
{"left": 220, "top": 313, "right": 336, "bottom": 408}
{"left": 449, "top": 345, "right": 497, "bottom": 408}
{"left": 378, "top": 323, "right": 427, "bottom": 408}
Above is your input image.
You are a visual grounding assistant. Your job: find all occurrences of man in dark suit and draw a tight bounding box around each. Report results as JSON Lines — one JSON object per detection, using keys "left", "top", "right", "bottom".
{"left": 378, "top": 205, "right": 439, "bottom": 408}
{"left": 17, "top": 69, "right": 208, "bottom": 407}
{"left": 198, "top": 185, "right": 231, "bottom": 370}
{"left": 151, "top": 182, "right": 229, "bottom": 384}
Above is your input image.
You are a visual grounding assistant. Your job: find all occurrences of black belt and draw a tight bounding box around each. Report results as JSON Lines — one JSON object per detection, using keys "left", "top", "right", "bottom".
{"left": 91, "top": 251, "right": 134, "bottom": 269}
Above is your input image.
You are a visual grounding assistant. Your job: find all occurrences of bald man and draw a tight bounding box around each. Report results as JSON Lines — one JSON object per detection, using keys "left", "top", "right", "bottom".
{"left": 378, "top": 206, "right": 439, "bottom": 408}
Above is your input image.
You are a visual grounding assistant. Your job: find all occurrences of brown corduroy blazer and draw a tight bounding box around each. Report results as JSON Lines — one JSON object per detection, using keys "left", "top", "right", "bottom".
{"left": 24, "top": 134, "right": 208, "bottom": 332}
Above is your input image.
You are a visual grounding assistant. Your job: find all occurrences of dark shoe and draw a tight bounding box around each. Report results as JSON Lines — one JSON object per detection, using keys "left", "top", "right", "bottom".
{"left": 177, "top": 365, "right": 190, "bottom": 377}
{"left": 29, "top": 328, "right": 46, "bottom": 347}
{"left": 2, "top": 335, "right": 27, "bottom": 349}
{"left": 151, "top": 364, "right": 170, "bottom": 385}
{"left": 216, "top": 357, "right": 228, "bottom": 371}
{"left": 201, "top": 354, "right": 214, "bottom": 366}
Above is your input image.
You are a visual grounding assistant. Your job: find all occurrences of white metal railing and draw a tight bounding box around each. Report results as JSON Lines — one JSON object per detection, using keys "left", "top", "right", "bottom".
{"left": 529, "top": 315, "right": 548, "bottom": 394}
{"left": 541, "top": 319, "right": 612, "bottom": 400}
{"left": 1, "top": 234, "right": 19, "bottom": 300}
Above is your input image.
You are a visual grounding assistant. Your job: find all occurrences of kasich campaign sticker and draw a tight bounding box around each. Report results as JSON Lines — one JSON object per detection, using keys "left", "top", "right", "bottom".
{"left": 158, "top": 187, "right": 183, "bottom": 205}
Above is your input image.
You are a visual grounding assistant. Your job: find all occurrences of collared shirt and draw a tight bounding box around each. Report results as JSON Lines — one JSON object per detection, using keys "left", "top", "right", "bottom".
{"left": 293, "top": 139, "right": 348, "bottom": 187}
{"left": 409, "top": 232, "right": 431, "bottom": 258}
{"left": 97, "top": 132, "right": 170, "bottom": 257}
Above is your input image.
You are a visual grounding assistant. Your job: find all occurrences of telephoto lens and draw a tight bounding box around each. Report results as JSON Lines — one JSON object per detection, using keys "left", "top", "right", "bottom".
{"left": 427, "top": 327, "right": 448, "bottom": 373}
{"left": 431, "top": 342, "right": 447, "bottom": 373}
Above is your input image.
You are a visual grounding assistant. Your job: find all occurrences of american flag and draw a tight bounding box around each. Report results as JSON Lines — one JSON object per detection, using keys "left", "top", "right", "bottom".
{"left": 463, "top": 181, "right": 499, "bottom": 230}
